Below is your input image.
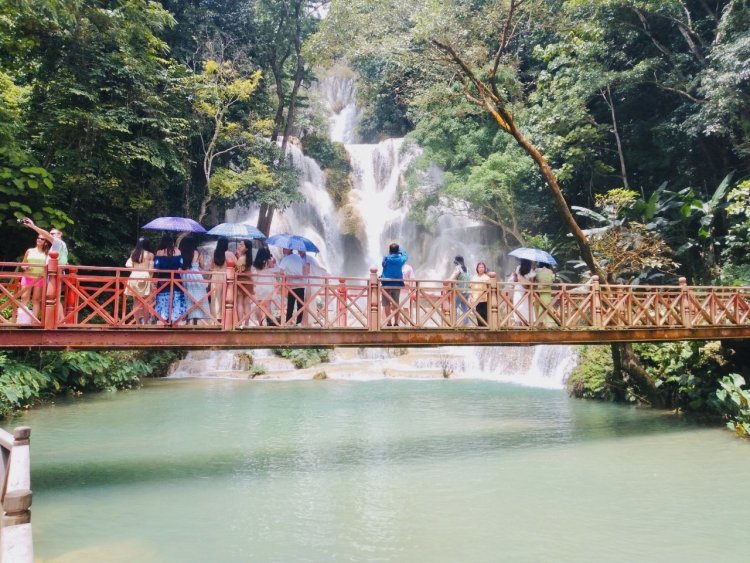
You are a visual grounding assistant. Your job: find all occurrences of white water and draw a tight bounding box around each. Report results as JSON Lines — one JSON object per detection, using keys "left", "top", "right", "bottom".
{"left": 177, "top": 70, "right": 577, "bottom": 387}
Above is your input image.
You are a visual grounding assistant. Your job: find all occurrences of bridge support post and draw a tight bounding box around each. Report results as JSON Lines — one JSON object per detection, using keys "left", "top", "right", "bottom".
{"left": 337, "top": 278, "right": 347, "bottom": 328}
{"left": 63, "top": 266, "right": 78, "bottom": 325}
{"left": 223, "top": 265, "right": 236, "bottom": 331}
{"left": 43, "top": 252, "right": 59, "bottom": 330}
{"left": 368, "top": 268, "right": 379, "bottom": 331}
{"left": 679, "top": 277, "right": 692, "bottom": 328}
{"left": 488, "top": 273, "right": 499, "bottom": 330}
{"left": 591, "top": 275, "right": 603, "bottom": 328}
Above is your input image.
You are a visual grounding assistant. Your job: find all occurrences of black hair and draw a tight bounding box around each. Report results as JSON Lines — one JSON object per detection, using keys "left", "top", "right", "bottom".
{"left": 213, "top": 237, "right": 229, "bottom": 266}
{"left": 253, "top": 246, "right": 272, "bottom": 269}
{"left": 131, "top": 236, "right": 150, "bottom": 264}
{"left": 389, "top": 242, "right": 400, "bottom": 254}
{"left": 158, "top": 233, "right": 176, "bottom": 257}
{"left": 519, "top": 259, "right": 532, "bottom": 276}
{"left": 454, "top": 255, "right": 467, "bottom": 273}
{"left": 178, "top": 237, "right": 197, "bottom": 270}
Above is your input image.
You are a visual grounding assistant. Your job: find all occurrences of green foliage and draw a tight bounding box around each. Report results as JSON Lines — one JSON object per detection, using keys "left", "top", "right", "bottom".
{"left": 0, "top": 349, "right": 182, "bottom": 419}
{"left": 567, "top": 346, "right": 614, "bottom": 400}
{"left": 41, "top": 351, "right": 149, "bottom": 392}
{"left": 723, "top": 180, "right": 750, "bottom": 282}
{"left": 300, "top": 135, "right": 350, "bottom": 170}
{"left": 300, "top": 135, "right": 352, "bottom": 207}
{"left": 275, "top": 348, "right": 331, "bottom": 369}
{"left": 635, "top": 341, "right": 731, "bottom": 412}
{"left": 0, "top": 354, "right": 49, "bottom": 417}
{"left": 248, "top": 364, "right": 268, "bottom": 378}
{"left": 714, "top": 374, "right": 750, "bottom": 438}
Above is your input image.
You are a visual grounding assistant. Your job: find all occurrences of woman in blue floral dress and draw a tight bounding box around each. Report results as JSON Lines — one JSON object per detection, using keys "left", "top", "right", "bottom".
{"left": 154, "top": 234, "right": 187, "bottom": 324}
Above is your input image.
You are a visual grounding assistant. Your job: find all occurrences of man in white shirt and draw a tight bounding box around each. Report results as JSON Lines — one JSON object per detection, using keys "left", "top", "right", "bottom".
{"left": 278, "top": 247, "right": 305, "bottom": 325}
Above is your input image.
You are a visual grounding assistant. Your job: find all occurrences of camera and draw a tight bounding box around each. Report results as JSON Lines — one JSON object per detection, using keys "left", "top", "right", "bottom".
{"left": 17, "top": 218, "right": 26, "bottom": 225}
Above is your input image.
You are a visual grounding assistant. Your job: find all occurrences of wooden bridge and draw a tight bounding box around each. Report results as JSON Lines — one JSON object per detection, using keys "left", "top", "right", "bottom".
{"left": 2, "top": 253, "right": 750, "bottom": 349}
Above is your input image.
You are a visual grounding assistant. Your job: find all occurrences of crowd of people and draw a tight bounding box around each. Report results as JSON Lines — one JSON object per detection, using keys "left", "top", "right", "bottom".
{"left": 378, "top": 243, "right": 556, "bottom": 327}
{"left": 12, "top": 218, "right": 556, "bottom": 328}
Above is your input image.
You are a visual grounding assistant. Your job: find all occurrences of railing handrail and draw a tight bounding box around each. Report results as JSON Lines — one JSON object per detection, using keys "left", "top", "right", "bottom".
{"left": 3, "top": 258, "right": 750, "bottom": 333}
{"left": 0, "top": 426, "right": 33, "bottom": 563}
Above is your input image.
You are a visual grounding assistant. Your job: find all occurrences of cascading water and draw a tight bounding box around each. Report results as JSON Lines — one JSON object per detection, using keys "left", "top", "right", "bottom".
{"left": 171, "top": 70, "right": 577, "bottom": 387}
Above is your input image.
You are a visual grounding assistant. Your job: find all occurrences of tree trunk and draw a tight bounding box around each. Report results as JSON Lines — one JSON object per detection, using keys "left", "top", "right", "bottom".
{"left": 610, "top": 343, "right": 663, "bottom": 406}
{"left": 270, "top": 62, "right": 285, "bottom": 143}
{"left": 257, "top": 203, "right": 274, "bottom": 236}
{"left": 507, "top": 125, "right": 605, "bottom": 280}
{"left": 432, "top": 38, "right": 661, "bottom": 406}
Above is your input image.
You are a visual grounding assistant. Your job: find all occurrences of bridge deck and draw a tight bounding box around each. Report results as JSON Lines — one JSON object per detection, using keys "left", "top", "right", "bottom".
{"left": 2, "top": 255, "right": 749, "bottom": 349}
{"left": 5, "top": 326, "right": 750, "bottom": 350}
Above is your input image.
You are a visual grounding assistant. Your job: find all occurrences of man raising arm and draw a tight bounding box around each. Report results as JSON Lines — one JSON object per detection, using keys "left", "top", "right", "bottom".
{"left": 21, "top": 218, "right": 68, "bottom": 265}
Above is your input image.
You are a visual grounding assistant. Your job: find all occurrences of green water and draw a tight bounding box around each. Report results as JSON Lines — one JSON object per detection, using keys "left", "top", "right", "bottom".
{"left": 15, "top": 378, "right": 750, "bottom": 562}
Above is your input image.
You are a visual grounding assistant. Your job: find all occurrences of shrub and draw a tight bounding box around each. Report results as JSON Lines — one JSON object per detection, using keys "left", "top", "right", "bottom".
{"left": 248, "top": 364, "right": 267, "bottom": 379}
{"left": 567, "top": 346, "right": 613, "bottom": 400}
{"left": 635, "top": 341, "right": 730, "bottom": 411}
{"left": 275, "top": 348, "right": 331, "bottom": 369}
{"left": 713, "top": 374, "right": 750, "bottom": 438}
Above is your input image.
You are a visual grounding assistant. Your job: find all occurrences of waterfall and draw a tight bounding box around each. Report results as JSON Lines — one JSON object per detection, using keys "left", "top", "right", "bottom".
{"left": 171, "top": 69, "right": 577, "bottom": 388}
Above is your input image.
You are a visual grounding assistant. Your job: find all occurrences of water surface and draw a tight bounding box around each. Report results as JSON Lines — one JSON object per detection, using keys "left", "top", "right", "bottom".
{"left": 16, "top": 378, "right": 750, "bottom": 562}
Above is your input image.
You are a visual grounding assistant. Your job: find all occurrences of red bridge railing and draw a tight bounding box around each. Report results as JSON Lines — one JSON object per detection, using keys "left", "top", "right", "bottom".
{"left": 2, "top": 252, "right": 750, "bottom": 332}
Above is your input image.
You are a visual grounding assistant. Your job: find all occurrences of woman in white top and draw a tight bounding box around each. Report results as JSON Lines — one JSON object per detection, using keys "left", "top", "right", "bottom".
{"left": 250, "top": 247, "right": 278, "bottom": 326}
{"left": 510, "top": 259, "right": 535, "bottom": 325}
{"left": 470, "top": 261, "right": 491, "bottom": 326}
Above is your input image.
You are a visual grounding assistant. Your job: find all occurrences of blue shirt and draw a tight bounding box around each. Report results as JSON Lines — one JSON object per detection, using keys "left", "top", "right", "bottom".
{"left": 380, "top": 251, "right": 408, "bottom": 287}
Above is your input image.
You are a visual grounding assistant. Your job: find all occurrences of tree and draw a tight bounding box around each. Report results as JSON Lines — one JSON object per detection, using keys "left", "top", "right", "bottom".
{"left": 192, "top": 51, "right": 264, "bottom": 221}
{"left": 252, "top": 0, "right": 327, "bottom": 235}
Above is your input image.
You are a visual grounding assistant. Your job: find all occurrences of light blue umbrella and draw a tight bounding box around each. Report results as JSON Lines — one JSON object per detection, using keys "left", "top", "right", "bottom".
{"left": 266, "top": 233, "right": 320, "bottom": 253}
{"left": 142, "top": 216, "right": 207, "bottom": 233}
{"left": 206, "top": 222, "right": 266, "bottom": 240}
{"left": 509, "top": 247, "right": 557, "bottom": 267}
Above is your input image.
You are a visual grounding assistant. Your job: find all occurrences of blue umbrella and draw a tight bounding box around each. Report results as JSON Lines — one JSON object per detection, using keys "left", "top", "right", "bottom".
{"left": 266, "top": 233, "right": 320, "bottom": 253}
{"left": 206, "top": 222, "right": 266, "bottom": 240}
{"left": 509, "top": 247, "right": 557, "bottom": 267}
{"left": 142, "top": 216, "right": 207, "bottom": 233}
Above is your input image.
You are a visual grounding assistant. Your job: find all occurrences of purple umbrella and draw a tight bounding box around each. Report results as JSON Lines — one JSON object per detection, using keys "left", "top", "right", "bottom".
{"left": 142, "top": 217, "right": 207, "bottom": 233}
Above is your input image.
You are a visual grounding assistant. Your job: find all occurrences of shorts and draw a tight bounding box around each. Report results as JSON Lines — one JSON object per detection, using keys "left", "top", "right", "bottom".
{"left": 381, "top": 287, "right": 401, "bottom": 306}
{"left": 21, "top": 276, "right": 43, "bottom": 288}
